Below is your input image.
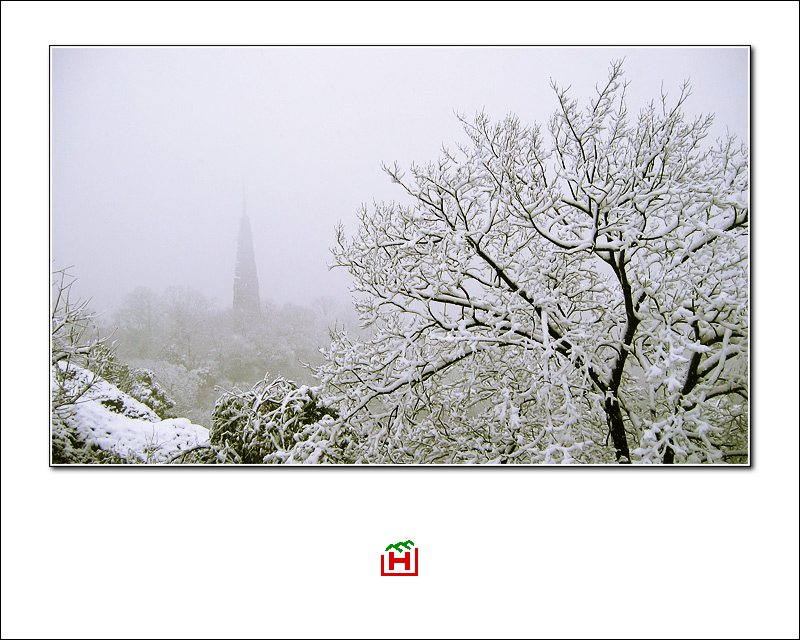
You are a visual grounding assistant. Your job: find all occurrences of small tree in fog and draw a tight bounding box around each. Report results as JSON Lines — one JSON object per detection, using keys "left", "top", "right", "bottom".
{"left": 162, "top": 285, "right": 211, "bottom": 369}
{"left": 114, "top": 287, "right": 165, "bottom": 359}
{"left": 318, "top": 62, "right": 748, "bottom": 464}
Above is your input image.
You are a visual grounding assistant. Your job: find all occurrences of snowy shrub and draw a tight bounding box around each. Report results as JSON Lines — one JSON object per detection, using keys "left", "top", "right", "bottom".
{"left": 104, "top": 362, "right": 177, "bottom": 419}
{"left": 206, "top": 377, "right": 342, "bottom": 463}
{"left": 51, "top": 363, "right": 209, "bottom": 464}
{"left": 123, "top": 360, "right": 218, "bottom": 427}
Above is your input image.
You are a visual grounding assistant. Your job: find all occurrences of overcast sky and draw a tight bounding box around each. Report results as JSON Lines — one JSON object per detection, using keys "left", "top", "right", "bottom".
{"left": 51, "top": 46, "right": 748, "bottom": 314}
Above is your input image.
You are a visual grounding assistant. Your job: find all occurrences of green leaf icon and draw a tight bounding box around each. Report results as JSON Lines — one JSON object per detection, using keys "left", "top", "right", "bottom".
{"left": 385, "top": 540, "right": 414, "bottom": 552}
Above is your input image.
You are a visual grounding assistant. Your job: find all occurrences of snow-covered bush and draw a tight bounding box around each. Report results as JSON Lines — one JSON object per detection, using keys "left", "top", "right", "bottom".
{"left": 124, "top": 360, "right": 215, "bottom": 426}
{"left": 52, "top": 363, "right": 209, "bottom": 464}
{"left": 104, "top": 362, "right": 177, "bottom": 419}
{"left": 206, "top": 377, "right": 342, "bottom": 463}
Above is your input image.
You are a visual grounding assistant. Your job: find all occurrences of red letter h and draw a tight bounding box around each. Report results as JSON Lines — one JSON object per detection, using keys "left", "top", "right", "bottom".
{"left": 389, "top": 551, "right": 411, "bottom": 570}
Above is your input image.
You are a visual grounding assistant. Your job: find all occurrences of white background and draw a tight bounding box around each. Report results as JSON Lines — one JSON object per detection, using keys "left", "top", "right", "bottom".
{"left": 2, "top": 2, "right": 798, "bottom": 639}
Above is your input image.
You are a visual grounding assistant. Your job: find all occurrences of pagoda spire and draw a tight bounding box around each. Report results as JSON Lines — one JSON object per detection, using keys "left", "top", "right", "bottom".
{"left": 233, "top": 186, "right": 261, "bottom": 317}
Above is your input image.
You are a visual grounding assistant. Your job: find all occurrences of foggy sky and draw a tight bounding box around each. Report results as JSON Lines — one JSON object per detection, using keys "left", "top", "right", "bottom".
{"left": 51, "top": 46, "right": 748, "bottom": 314}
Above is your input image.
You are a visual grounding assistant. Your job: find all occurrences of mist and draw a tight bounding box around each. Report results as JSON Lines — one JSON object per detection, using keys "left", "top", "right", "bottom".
{"left": 51, "top": 46, "right": 747, "bottom": 314}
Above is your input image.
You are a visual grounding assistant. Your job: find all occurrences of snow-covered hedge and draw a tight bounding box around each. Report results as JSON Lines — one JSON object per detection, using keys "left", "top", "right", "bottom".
{"left": 104, "top": 362, "right": 177, "bottom": 419}
{"left": 51, "top": 363, "right": 209, "bottom": 464}
{"left": 207, "top": 377, "right": 341, "bottom": 463}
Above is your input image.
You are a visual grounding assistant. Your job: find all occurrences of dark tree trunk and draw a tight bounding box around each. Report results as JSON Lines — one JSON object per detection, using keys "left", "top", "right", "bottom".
{"left": 663, "top": 440, "right": 675, "bottom": 464}
{"left": 604, "top": 397, "right": 631, "bottom": 463}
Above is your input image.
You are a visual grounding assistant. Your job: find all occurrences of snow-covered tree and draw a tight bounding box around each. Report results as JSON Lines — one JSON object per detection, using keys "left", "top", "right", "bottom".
{"left": 318, "top": 62, "right": 749, "bottom": 464}
{"left": 51, "top": 268, "right": 116, "bottom": 412}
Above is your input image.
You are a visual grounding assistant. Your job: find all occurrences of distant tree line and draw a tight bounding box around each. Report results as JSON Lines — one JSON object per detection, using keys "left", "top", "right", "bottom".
{"left": 99, "top": 285, "right": 358, "bottom": 427}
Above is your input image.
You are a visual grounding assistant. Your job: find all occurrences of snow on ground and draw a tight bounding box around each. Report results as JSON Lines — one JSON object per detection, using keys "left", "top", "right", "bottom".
{"left": 53, "top": 363, "right": 210, "bottom": 463}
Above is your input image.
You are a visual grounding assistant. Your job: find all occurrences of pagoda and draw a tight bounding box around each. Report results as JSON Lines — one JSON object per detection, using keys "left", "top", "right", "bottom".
{"left": 233, "top": 187, "right": 261, "bottom": 317}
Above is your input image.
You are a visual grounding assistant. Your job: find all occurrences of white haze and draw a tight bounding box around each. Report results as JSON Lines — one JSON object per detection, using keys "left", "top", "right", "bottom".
{"left": 51, "top": 46, "right": 747, "bottom": 314}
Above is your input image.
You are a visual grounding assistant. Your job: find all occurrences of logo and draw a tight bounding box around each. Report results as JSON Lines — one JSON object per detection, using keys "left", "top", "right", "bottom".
{"left": 381, "top": 540, "right": 418, "bottom": 576}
